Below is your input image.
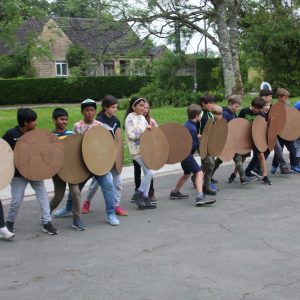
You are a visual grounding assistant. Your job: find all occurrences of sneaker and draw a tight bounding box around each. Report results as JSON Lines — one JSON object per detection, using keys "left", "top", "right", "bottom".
{"left": 42, "top": 222, "right": 58, "bottom": 235}
{"left": 280, "top": 166, "right": 292, "bottom": 174}
{"left": 131, "top": 192, "right": 146, "bottom": 209}
{"left": 263, "top": 176, "right": 272, "bottom": 185}
{"left": 0, "top": 227, "right": 15, "bottom": 239}
{"left": 271, "top": 166, "right": 279, "bottom": 174}
{"left": 203, "top": 187, "right": 217, "bottom": 196}
{"left": 240, "top": 175, "right": 257, "bottom": 185}
{"left": 291, "top": 165, "right": 300, "bottom": 174}
{"left": 107, "top": 213, "right": 120, "bottom": 226}
{"left": 72, "top": 217, "right": 86, "bottom": 231}
{"left": 169, "top": 190, "right": 189, "bottom": 199}
{"left": 81, "top": 200, "right": 90, "bottom": 214}
{"left": 5, "top": 221, "right": 15, "bottom": 233}
{"left": 143, "top": 197, "right": 157, "bottom": 209}
{"left": 251, "top": 169, "right": 263, "bottom": 179}
{"left": 115, "top": 205, "right": 128, "bottom": 216}
{"left": 196, "top": 194, "right": 216, "bottom": 206}
{"left": 211, "top": 178, "right": 218, "bottom": 184}
{"left": 53, "top": 207, "right": 72, "bottom": 218}
{"left": 228, "top": 173, "right": 236, "bottom": 183}
{"left": 149, "top": 194, "right": 158, "bottom": 204}
{"left": 210, "top": 182, "right": 218, "bottom": 191}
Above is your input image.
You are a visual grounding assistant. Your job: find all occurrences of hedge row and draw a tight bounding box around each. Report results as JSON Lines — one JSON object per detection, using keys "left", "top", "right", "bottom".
{"left": 0, "top": 75, "right": 194, "bottom": 105}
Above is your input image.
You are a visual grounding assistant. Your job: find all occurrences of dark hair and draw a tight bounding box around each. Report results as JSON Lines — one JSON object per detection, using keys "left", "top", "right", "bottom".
{"left": 99, "top": 95, "right": 118, "bottom": 116}
{"left": 259, "top": 89, "right": 273, "bottom": 97}
{"left": 123, "top": 96, "right": 146, "bottom": 127}
{"left": 81, "top": 99, "right": 97, "bottom": 111}
{"left": 187, "top": 104, "right": 202, "bottom": 120}
{"left": 251, "top": 97, "right": 265, "bottom": 109}
{"left": 199, "top": 94, "right": 216, "bottom": 106}
{"left": 17, "top": 108, "right": 37, "bottom": 127}
{"left": 52, "top": 108, "right": 68, "bottom": 119}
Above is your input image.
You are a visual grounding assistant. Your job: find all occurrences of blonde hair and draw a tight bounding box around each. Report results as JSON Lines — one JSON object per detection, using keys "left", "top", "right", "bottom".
{"left": 276, "top": 88, "right": 290, "bottom": 98}
{"left": 227, "top": 94, "right": 241, "bottom": 105}
{"left": 212, "top": 104, "right": 223, "bottom": 115}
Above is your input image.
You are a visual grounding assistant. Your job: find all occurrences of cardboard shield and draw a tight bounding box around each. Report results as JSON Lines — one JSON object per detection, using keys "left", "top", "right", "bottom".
{"left": 58, "top": 134, "right": 91, "bottom": 184}
{"left": 159, "top": 123, "right": 192, "bottom": 164}
{"left": 14, "top": 129, "right": 64, "bottom": 181}
{"left": 268, "top": 102, "right": 287, "bottom": 134}
{"left": 140, "top": 127, "right": 169, "bottom": 170}
{"left": 200, "top": 119, "right": 213, "bottom": 159}
{"left": 114, "top": 128, "right": 124, "bottom": 174}
{"left": 82, "top": 125, "right": 116, "bottom": 176}
{"left": 228, "top": 118, "right": 254, "bottom": 155}
{"left": 279, "top": 107, "right": 300, "bottom": 141}
{"left": 218, "top": 130, "right": 236, "bottom": 162}
{"left": 207, "top": 118, "right": 228, "bottom": 157}
{"left": 268, "top": 118, "right": 278, "bottom": 151}
{"left": 0, "top": 138, "right": 15, "bottom": 189}
{"left": 252, "top": 115, "right": 268, "bottom": 152}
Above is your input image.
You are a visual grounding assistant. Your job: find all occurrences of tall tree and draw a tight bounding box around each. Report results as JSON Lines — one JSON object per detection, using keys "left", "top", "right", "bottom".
{"left": 109, "top": 0, "right": 244, "bottom": 96}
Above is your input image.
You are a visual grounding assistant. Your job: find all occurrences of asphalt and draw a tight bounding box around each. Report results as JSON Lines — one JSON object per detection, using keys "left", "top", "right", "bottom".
{"left": 1, "top": 153, "right": 300, "bottom": 300}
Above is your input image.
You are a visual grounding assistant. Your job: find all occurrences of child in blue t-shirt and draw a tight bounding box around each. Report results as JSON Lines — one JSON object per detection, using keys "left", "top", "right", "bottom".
{"left": 169, "top": 104, "right": 216, "bottom": 207}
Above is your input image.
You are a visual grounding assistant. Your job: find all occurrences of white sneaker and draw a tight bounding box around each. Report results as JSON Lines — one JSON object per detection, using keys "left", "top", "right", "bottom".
{"left": 0, "top": 226, "right": 15, "bottom": 239}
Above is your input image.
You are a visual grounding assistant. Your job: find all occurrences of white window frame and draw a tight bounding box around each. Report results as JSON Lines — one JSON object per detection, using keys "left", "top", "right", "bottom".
{"left": 55, "top": 61, "right": 68, "bottom": 76}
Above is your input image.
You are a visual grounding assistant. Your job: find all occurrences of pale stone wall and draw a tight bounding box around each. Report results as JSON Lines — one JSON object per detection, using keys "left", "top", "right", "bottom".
{"left": 33, "top": 19, "right": 73, "bottom": 77}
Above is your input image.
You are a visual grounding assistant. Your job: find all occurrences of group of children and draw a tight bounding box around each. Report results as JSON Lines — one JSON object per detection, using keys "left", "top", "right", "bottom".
{"left": 1, "top": 88, "right": 300, "bottom": 240}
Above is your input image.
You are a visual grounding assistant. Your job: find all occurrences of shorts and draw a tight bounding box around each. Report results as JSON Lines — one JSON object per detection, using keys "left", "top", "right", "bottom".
{"left": 181, "top": 154, "right": 202, "bottom": 175}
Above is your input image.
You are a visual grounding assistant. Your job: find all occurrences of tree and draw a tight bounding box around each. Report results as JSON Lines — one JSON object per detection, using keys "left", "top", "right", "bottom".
{"left": 241, "top": 1, "right": 300, "bottom": 94}
{"left": 109, "top": 0, "right": 244, "bottom": 96}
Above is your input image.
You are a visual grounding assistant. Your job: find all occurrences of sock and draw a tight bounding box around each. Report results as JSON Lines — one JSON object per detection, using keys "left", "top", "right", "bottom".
{"left": 197, "top": 192, "right": 204, "bottom": 197}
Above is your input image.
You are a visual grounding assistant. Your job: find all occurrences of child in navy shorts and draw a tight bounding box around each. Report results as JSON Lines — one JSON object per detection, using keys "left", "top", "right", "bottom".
{"left": 169, "top": 104, "right": 216, "bottom": 206}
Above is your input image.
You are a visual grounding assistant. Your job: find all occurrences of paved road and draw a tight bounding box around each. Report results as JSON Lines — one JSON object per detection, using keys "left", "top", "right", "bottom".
{"left": 1, "top": 162, "right": 300, "bottom": 300}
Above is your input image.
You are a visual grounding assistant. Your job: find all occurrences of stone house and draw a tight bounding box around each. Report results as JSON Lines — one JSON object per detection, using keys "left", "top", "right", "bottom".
{"left": 0, "top": 17, "right": 166, "bottom": 78}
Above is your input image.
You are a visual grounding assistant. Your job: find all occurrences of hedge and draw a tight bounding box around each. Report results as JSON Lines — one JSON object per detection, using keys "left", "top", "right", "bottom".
{"left": 0, "top": 75, "right": 194, "bottom": 105}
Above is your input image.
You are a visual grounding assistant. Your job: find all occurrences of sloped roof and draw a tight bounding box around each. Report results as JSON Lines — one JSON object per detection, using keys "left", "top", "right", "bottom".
{"left": 0, "top": 17, "right": 160, "bottom": 57}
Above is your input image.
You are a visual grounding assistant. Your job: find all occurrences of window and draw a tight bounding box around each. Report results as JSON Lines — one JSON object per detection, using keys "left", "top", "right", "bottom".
{"left": 56, "top": 61, "right": 68, "bottom": 76}
{"left": 119, "top": 60, "right": 129, "bottom": 75}
{"left": 103, "top": 60, "right": 115, "bottom": 76}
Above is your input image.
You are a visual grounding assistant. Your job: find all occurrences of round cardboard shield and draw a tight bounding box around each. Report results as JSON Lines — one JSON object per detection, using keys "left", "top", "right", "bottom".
{"left": 114, "top": 128, "right": 124, "bottom": 174}
{"left": 200, "top": 119, "right": 213, "bottom": 159}
{"left": 252, "top": 115, "right": 268, "bottom": 152}
{"left": 58, "top": 134, "right": 91, "bottom": 184}
{"left": 207, "top": 118, "right": 228, "bottom": 157}
{"left": 140, "top": 127, "right": 169, "bottom": 170}
{"left": 14, "top": 129, "right": 64, "bottom": 181}
{"left": 218, "top": 130, "right": 236, "bottom": 162}
{"left": 228, "top": 118, "right": 254, "bottom": 155}
{"left": 268, "top": 118, "right": 278, "bottom": 151}
{"left": 268, "top": 102, "right": 287, "bottom": 134}
{"left": 279, "top": 107, "right": 300, "bottom": 141}
{"left": 82, "top": 125, "right": 116, "bottom": 176}
{"left": 0, "top": 138, "right": 15, "bottom": 189}
{"left": 159, "top": 123, "right": 192, "bottom": 164}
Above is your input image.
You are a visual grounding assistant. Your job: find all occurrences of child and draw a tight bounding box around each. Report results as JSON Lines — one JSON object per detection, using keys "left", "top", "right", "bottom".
{"left": 213, "top": 95, "right": 257, "bottom": 185}
{"left": 212, "top": 104, "right": 223, "bottom": 121}
{"left": 260, "top": 89, "right": 291, "bottom": 175}
{"left": 133, "top": 99, "right": 158, "bottom": 203}
{"left": 49, "top": 108, "right": 86, "bottom": 231}
{"left": 81, "top": 95, "right": 128, "bottom": 216}
{"left": 170, "top": 104, "right": 216, "bottom": 206}
{"left": 0, "top": 200, "right": 15, "bottom": 239}
{"left": 271, "top": 88, "right": 300, "bottom": 174}
{"left": 239, "top": 97, "right": 272, "bottom": 185}
{"left": 54, "top": 99, "right": 120, "bottom": 226}
{"left": 293, "top": 100, "right": 300, "bottom": 166}
{"left": 198, "top": 94, "right": 217, "bottom": 195}
{"left": 2, "top": 108, "right": 58, "bottom": 235}
{"left": 124, "top": 97, "right": 156, "bottom": 209}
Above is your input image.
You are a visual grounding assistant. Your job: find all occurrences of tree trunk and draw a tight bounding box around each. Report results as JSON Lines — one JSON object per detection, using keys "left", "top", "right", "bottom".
{"left": 213, "top": 1, "right": 235, "bottom": 97}
{"left": 228, "top": 0, "right": 244, "bottom": 95}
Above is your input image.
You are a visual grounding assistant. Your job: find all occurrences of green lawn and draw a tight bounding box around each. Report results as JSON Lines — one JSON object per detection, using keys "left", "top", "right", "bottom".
{"left": 1, "top": 96, "right": 299, "bottom": 165}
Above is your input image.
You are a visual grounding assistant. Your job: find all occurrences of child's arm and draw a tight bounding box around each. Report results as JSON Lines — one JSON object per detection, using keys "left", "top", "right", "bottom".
{"left": 125, "top": 115, "right": 144, "bottom": 141}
